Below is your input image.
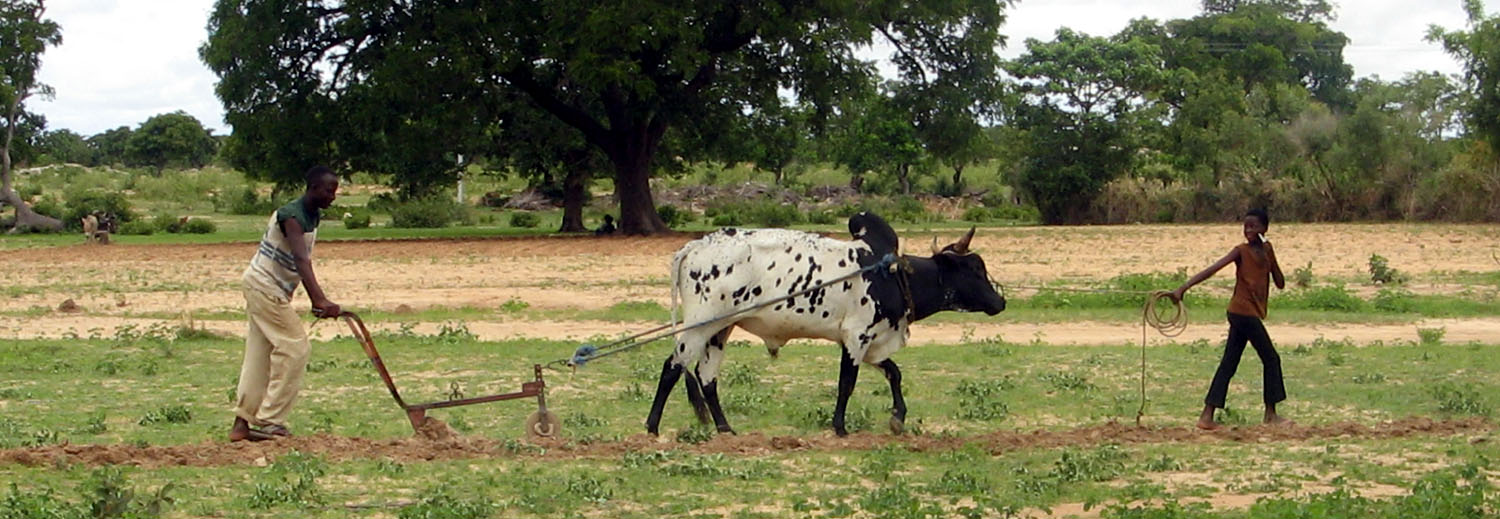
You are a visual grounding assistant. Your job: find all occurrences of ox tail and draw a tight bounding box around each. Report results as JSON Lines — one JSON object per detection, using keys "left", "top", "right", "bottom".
{"left": 669, "top": 246, "right": 689, "bottom": 330}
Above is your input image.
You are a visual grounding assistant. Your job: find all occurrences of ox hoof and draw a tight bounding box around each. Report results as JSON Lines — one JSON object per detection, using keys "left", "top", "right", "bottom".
{"left": 717, "top": 426, "right": 737, "bottom": 435}
{"left": 889, "top": 416, "right": 905, "bottom": 435}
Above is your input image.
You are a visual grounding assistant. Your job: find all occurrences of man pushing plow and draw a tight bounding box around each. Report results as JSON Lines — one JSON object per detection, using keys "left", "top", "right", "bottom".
{"left": 228, "top": 166, "right": 343, "bottom": 442}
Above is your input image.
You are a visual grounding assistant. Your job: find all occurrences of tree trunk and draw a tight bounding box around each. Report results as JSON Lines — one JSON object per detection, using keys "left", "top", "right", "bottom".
{"left": 609, "top": 133, "right": 668, "bottom": 235}
{"left": 952, "top": 164, "right": 965, "bottom": 189}
{"left": 2, "top": 95, "right": 63, "bottom": 234}
{"left": 898, "top": 164, "right": 911, "bottom": 195}
{"left": 849, "top": 172, "right": 865, "bottom": 192}
{"left": 0, "top": 188, "right": 61, "bottom": 233}
{"left": 558, "top": 166, "right": 590, "bottom": 233}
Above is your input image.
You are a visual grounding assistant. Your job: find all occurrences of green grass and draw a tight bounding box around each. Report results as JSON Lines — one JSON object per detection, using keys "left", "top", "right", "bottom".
{"left": 1, "top": 332, "right": 1496, "bottom": 447}
{"left": 1, "top": 326, "right": 1498, "bottom": 517}
{"left": 0, "top": 439, "right": 1491, "bottom": 519}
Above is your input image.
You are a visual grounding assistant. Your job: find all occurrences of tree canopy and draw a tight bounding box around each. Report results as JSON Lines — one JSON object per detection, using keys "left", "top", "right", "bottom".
{"left": 202, "top": 0, "right": 1012, "bottom": 234}
{"left": 126, "top": 111, "right": 218, "bottom": 173}
{"left": 0, "top": 0, "right": 62, "bottom": 232}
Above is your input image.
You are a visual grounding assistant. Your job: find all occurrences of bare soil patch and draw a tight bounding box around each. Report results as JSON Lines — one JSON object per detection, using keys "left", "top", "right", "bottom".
{"left": 5, "top": 314, "right": 1498, "bottom": 347}
{"left": 4, "top": 224, "right": 1498, "bottom": 345}
{"left": 0, "top": 416, "right": 1485, "bottom": 469}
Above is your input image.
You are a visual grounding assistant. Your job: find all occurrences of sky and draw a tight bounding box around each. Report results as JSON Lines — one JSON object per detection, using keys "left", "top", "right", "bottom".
{"left": 32, "top": 0, "right": 1476, "bottom": 137}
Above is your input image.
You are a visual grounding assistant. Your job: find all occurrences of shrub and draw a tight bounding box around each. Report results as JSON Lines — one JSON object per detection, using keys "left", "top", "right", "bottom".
{"left": 711, "top": 212, "right": 743, "bottom": 227}
{"left": 1417, "top": 327, "right": 1446, "bottom": 346}
{"left": 181, "top": 218, "right": 217, "bottom": 234}
{"left": 675, "top": 425, "right": 714, "bottom": 445}
{"left": 228, "top": 186, "right": 273, "bottom": 215}
{"left": 64, "top": 189, "right": 134, "bottom": 230}
{"left": 342, "top": 210, "right": 371, "bottom": 230}
{"left": 397, "top": 491, "right": 493, "bottom": 519}
{"left": 508, "top": 211, "right": 540, "bottom": 228}
{"left": 990, "top": 203, "right": 1041, "bottom": 222}
{"left": 980, "top": 190, "right": 1012, "bottom": 208}
{"left": 138, "top": 405, "right": 192, "bottom": 425}
{"left": 1429, "top": 382, "right": 1490, "bottom": 416}
{"left": 1292, "top": 261, "right": 1315, "bottom": 289}
{"left": 751, "top": 202, "right": 801, "bottom": 227}
{"left": 703, "top": 198, "right": 801, "bottom": 228}
{"left": 1281, "top": 284, "right": 1365, "bottom": 312}
{"left": 1372, "top": 288, "right": 1415, "bottom": 313}
{"left": 656, "top": 204, "right": 692, "bottom": 228}
{"left": 30, "top": 194, "right": 65, "bottom": 220}
{"left": 962, "top": 206, "right": 993, "bottom": 222}
{"left": 807, "top": 209, "right": 838, "bottom": 225}
{"left": 247, "top": 451, "right": 327, "bottom": 508}
{"left": 1369, "top": 254, "right": 1408, "bottom": 285}
{"left": 366, "top": 193, "right": 398, "bottom": 214}
{"left": 152, "top": 212, "right": 184, "bottom": 233}
{"left": 390, "top": 196, "right": 462, "bottom": 228}
{"left": 889, "top": 196, "right": 932, "bottom": 223}
{"left": 118, "top": 221, "right": 155, "bottom": 236}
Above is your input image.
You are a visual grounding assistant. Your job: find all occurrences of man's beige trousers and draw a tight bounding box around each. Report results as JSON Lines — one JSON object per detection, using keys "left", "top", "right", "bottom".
{"left": 234, "top": 287, "right": 310, "bottom": 428}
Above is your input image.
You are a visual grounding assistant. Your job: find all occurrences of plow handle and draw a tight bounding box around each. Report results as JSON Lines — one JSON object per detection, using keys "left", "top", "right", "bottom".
{"left": 339, "top": 312, "right": 410, "bottom": 409}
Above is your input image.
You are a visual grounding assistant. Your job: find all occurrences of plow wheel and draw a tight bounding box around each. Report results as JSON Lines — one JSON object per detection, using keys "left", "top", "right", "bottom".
{"left": 525, "top": 410, "right": 561, "bottom": 439}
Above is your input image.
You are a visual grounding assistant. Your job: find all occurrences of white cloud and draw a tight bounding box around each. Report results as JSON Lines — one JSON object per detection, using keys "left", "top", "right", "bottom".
{"left": 27, "top": 0, "right": 1475, "bottom": 137}
{"left": 33, "top": 0, "right": 222, "bottom": 136}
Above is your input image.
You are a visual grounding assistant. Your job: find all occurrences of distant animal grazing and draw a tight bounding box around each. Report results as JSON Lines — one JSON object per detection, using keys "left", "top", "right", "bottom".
{"left": 82, "top": 214, "right": 109, "bottom": 244}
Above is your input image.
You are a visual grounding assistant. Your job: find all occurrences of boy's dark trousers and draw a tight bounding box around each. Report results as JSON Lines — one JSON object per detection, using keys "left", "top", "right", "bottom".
{"left": 1205, "top": 312, "right": 1287, "bottom": 408}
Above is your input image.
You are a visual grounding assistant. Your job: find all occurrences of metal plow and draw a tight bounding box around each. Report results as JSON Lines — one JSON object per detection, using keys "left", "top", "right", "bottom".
{"left": 338, "top": 313, "right": 560, "bottom": 439}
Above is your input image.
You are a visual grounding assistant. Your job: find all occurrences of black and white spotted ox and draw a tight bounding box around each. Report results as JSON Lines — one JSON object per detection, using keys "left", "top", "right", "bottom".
{"left": 645, "top": 212, "right": 1006, "bottom": 437}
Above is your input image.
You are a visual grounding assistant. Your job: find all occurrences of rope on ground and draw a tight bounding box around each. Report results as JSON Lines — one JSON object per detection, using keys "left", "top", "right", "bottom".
{"left": 1008, "top": 283, "right": 1189, "bottom": 425}
{"left": 1139, "top": 290, "right": 1187, "bottom": 426}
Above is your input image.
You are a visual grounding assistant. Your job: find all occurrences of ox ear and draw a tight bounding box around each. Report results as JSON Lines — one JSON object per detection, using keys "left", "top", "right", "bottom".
{"left": 947, "top": 227, "right": 976, "bottom": 255}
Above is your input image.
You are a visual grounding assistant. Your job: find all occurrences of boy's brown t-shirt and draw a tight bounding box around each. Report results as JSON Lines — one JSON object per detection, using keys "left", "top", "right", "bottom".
{"left": 1228, "top": 243, "right": 1270, "bottom": 319}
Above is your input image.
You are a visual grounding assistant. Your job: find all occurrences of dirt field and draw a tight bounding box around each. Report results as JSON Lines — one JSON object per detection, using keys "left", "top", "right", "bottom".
{"left": 6, "top": 223, "right": 1498, "bottom": 345}
{"left": 1, "top": 416, "right": 1485, "bottom": 470}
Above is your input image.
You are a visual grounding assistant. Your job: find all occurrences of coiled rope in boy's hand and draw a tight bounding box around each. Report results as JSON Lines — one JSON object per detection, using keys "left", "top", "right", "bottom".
{"left": 1137, "top": 290, "right": 1188, "bottom": 426}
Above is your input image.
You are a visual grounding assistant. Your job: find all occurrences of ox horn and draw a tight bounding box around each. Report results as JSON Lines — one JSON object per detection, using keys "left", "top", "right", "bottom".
{"left": 951, "top": 226, "right": 976, "bottom": 255}
{"left": 930, "top": 236, "right": 940, "bottom": 255}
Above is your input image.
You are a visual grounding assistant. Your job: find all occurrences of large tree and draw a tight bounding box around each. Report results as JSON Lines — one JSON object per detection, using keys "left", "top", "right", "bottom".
{"left": 1430, "top": 0, "right": 1500, "bottom": 155}
{"left": 0, "top": 0, "right": 62, "bottom": 232}
{"left": 1166, "top": 4, "right": 1353, "bottom": 110}
{"left": 830, "top": 86, "right": 927, "bottom": 194}
{"left": 202, "top": 0, "right": 1010, "bottom": 234}
{"left": 1006, "top": 28, "right": 1167, "bottom": 224}
{"left": 126, "top": 111, "right": 219, "bottom": 174}
{"left": 87, "top": 126, "right": 132, "bottom": 167}
{"left": 1201, "top": 0, "right": 1336, "bottom": 23}
{"left": 38, "top": 128, "right": 91, "bottom": 165}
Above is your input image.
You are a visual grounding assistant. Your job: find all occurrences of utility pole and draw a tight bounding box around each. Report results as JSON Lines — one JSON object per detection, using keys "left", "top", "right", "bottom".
{"left": 455, "top": 154, "right": 465, "bottom": 204}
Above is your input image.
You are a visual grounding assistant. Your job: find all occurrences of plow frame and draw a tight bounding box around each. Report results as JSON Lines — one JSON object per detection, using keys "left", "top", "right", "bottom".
{"left": 337, "top": 312, "right": 557, "bottom": 437}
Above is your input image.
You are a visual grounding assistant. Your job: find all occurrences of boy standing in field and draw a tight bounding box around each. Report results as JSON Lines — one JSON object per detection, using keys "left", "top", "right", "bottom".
{"left": 1171, "top": 208, "right": 1289, "bottom": 430}
{"left": 229, "top": 166, "right": 342, "bottom": 442}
